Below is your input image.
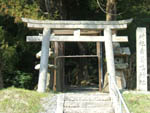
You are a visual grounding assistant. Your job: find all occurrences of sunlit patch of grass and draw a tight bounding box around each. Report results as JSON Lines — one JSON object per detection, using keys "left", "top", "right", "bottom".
{"left": 123, "top": 92, "right": 150, "bottom": 113}
{"left": 0, "top": 87, "right": 53, "bottom": 113}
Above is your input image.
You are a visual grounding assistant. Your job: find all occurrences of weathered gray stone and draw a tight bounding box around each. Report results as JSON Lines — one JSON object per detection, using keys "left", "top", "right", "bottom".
{"left": 63, "top": 92, "right": 114, "bottom": 113}
{"left": 64, "top": 94, "right": 111, "bottom": 101}
{"left": 37, "top": 28, "right": 51, "bottom": 92}
{"left": 115, "top": 63, "right": 128, "bottom": 70}
{"left": 136, "top": 27, "right": 147, "bottom": 91}
{"left": 103, "top": 71, "right": 126, "bottom": 90}
{"left": 35, "top": 64, "right": 57, "bottom": 70}
{"left": 113, "top": 45, "right": 130, "bottom": 90}
{"left": 56, "top": 94, "right": 64, "bottom": 113}
{"left": 116, "top": 71, "right": 126, "bottom": 89}
{"left": 36, "top": 48, "right": 54, "bottom": 59}
{"left": 22, "top": 18, "right": 133, "bottom": 29}
{"left": 103, "top": 73, "right": 109, "bottom": 93}
{"left": 114, "top": 47, "right": 131, "bottom": 56}
{"left": 64, "top": 101, "right": 112, "bottom": 108}
{"left": 121, "top": 47, "right": 131, "bottom": 55}
{"left": 27, "top": 36, "right": 128, "bottom": 42}
{"left": 40, "top": 95, "right": 57, "bottom": 113}
{"left": 113, "top": 43, "right": 120, "bottom": 49}
{"left": 114, "top": 58, "right": 124, "bottom": 64}
{"left": 22, "top": 18, "right": 132, "bottom": 25}
{"left": 64, "top": 108, "right": 114, "bottom": 113}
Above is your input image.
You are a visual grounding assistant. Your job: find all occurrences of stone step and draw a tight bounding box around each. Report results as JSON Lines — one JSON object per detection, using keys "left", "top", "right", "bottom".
{"left": 63, "top": 108, "right": 114, "bottom": 113}
{"left": 64, "top": 101, "right": 112, "bottom": 108}
{"left": 64, "top": 94, "right": 111, "bottom": 101}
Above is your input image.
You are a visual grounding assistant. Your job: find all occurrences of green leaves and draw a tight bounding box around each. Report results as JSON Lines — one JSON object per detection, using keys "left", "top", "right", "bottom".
{"left": 0, "top": 27, "right": 17, "bottom": 71}
{"left": 0, "top": 0, "right": 45, "bottom": 22}
{"left": 13, "top": 71, "right": 32, "bottom": 89}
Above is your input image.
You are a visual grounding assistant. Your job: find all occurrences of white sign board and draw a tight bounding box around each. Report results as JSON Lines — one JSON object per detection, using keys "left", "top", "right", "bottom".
{"left": 136, "top": 27, "right": 147, "bottom": 91}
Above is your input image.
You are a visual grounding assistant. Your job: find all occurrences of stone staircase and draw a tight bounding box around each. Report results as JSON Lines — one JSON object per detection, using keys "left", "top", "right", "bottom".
{"left": 63, "top": 93, "right": 114, "bottom": 113}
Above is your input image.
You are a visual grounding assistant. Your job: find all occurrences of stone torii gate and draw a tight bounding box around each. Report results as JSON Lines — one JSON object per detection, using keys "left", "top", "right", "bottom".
{"left": 22, "top": 18, "right": 132, "bottom": 92}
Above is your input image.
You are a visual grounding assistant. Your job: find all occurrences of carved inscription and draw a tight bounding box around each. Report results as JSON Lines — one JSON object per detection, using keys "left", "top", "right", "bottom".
{"left": 136, "top": 28, "right": 147, "bottom": 91}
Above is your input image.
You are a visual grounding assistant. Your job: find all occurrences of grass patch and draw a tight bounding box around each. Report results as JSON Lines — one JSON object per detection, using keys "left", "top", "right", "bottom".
{"left": 0, "top": 87, "right": 52, "bottom": 113}
{"left": 123, "top": 92, "right": 150, "bottom": 113}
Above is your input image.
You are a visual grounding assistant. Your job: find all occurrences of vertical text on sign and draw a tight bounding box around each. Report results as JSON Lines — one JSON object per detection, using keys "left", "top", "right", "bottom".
{"left": 136, "top": 27, "right": 147, "bottom": 91}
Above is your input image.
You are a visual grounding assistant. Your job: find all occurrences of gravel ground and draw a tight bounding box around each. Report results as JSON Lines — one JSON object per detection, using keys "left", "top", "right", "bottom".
{"left": 40, "top": 95, "right": 58, "bottom": 113}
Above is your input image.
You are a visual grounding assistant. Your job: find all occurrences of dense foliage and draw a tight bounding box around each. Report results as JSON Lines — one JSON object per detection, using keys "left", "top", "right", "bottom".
{"left": 0, "top": 0, "right": 150, "bottom": 89}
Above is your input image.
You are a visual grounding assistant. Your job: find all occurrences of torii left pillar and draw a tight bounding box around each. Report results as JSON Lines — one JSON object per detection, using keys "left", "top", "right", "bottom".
{"left": 37, "top": 28, "right": 51, "bottom": 92}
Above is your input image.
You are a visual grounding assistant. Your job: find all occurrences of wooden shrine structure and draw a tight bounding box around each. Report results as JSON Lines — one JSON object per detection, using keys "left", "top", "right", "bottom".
{"left": 22, "top": 18, "right": 132, "bottom": 92}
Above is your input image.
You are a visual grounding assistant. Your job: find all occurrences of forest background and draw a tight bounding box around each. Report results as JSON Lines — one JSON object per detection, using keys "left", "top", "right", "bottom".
{"left": 0, "top": 0, "right": 150, "bottom": 90}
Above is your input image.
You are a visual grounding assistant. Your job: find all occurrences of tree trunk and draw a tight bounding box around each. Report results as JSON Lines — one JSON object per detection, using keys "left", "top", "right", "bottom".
{"left": 106, "top": 0, "right": 117, "bottom": 21}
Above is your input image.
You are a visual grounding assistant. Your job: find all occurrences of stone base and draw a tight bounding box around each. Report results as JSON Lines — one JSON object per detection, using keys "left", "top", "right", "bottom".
{"left": 103, "top": 73, "right": 109, "bottom": 93}
{"left": 103, "top": 71, "right": 126, "bottom": 92}
{"left": 116, "top": 71, "right": 126, "bottom": 89}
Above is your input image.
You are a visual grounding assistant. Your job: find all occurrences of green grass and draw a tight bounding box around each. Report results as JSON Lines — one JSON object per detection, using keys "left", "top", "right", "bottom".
{"left": 123, "top": 92, "right": 150, "bottom": 113}
{"left": 0, "top": 87, "right": 52, "bottom": 113}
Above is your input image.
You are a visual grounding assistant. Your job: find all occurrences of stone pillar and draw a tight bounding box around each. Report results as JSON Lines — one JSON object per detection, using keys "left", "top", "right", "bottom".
{"left": 104, "top": 28, "right": 116, "bottom": 83}
{"left": 104, "top": 28, "right": 117, "bottom": 113}
{"left": 136, "top": 27, "right": 147, "bottom": 91}
{"left": 37, "top": 28, "right": 51, "bottom": 92}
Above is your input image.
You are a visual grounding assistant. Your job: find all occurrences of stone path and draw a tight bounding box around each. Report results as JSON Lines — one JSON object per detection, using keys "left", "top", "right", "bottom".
{"left": 56, "top": 87, "right": 114, "bottom": 113}
{"left": 41, "top": 95, "right": 57, "bottom": 113}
